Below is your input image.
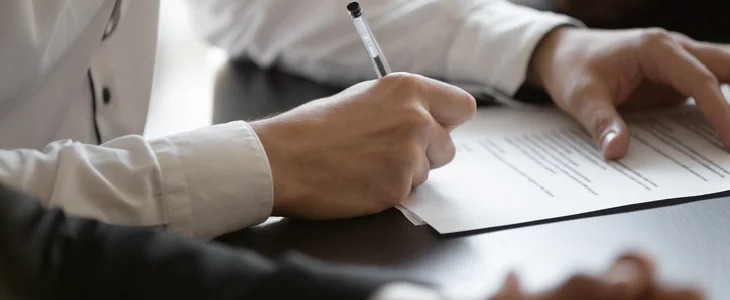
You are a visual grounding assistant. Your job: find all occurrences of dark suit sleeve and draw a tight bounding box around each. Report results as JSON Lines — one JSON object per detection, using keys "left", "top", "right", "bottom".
{"left": 0, "top": 183, "right": 398, "bottom": 300}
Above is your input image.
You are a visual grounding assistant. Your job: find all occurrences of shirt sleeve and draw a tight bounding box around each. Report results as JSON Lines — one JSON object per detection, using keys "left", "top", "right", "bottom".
{"left": 0, "top": 121, "right": 273, "bottom": 239}
{"left": 185, "top": 0, "right": 583, "bottom": 104}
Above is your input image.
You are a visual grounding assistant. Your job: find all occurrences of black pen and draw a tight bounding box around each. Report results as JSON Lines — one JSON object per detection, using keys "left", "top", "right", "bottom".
{"left": 347, "top": 2, "right": 391, "bottom": 78}
{"left": 346, "top": 2, "right": 523, "bottom": 106}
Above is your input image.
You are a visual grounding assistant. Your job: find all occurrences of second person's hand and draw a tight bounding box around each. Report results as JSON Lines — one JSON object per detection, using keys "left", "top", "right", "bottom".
{"left": 251, "top": 73, "right": 476, "bottom": 220}
{"left": 529, "top": 27, "right": 730, "bottom": 160}
{"left": 491, "top": 252, "right": 704, "bottom": 300}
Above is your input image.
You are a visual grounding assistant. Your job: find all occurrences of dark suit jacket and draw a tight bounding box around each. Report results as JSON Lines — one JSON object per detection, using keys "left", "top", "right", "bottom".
{"left": 0, "top": 184, "right": 405, "bottom": 300}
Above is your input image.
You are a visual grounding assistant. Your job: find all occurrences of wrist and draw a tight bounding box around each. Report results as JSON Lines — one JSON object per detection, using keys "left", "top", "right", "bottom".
{"left": 250, "top": 117, "right": 307, "bottom": 217}
{"left": 527, "top": 26, "right": 575, "bottom": 92}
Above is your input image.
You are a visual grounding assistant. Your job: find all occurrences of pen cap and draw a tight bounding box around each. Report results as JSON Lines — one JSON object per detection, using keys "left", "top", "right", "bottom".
{"left": 347, "top": 2, "right": 363, "bottom": 18}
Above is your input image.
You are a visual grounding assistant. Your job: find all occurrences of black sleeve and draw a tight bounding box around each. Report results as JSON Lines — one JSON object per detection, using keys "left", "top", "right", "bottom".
{"left": 0, "top": 183, "right": 399, "bottom": 300}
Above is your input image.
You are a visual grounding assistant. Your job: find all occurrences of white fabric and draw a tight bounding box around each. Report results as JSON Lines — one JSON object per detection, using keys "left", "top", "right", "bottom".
{"left": 0, "top": 0, "right": 581, "bottom": 297}
{"left": 0, "top": 0, "right": 578, "bottom": 243}
{"left": 187, "top": 0, "right": 581, "bottom": 100}
{"left": 0, "top": 0, "right": 273, "bottom": 239}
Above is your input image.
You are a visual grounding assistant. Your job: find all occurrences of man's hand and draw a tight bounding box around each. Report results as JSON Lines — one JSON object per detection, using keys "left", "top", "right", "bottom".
{"left": 251, "top": 73, "right": 476, "bottom": 219}
{"left": 491, "top": 252, "right": 704, "bottom": 300}
{"left": 529, "top": 27, "right": 730, "bottom": 160}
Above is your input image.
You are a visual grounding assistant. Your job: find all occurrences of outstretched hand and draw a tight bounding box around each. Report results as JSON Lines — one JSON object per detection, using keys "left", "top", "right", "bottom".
{"left": 491, "top": 252, "right": 703, "bottom": 300}
{"left": 530, "top": 27, "right": 730, "bottom": 160}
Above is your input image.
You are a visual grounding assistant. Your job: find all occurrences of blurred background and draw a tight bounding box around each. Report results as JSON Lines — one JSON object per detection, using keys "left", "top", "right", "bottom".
{"left": 144, "top": 0, "right": 226, "bottom": 139}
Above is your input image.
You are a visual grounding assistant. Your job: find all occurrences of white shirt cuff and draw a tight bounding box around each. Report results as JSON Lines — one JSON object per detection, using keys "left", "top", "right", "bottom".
{"left": 447, "top": 1, "right": 584, "bottom": 99}
{"left": 149, "top": 121, "right": 273, "bottom": 239}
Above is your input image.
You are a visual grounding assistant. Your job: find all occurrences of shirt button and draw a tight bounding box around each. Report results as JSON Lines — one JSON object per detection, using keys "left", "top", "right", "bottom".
{"left": 103, "top": 87, "right": 112, "bottom": 104}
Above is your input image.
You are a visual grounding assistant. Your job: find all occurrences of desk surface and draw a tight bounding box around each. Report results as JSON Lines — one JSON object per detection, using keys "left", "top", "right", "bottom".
{"left": 212, "top": 60, "right": 730, "bottom": 299}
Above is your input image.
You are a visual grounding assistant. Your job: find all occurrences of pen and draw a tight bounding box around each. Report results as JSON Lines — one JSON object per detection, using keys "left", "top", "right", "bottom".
{"left": 346, "top": 2, "right": 524, "bottom": 107}
{"left": 347, "top": 2, "right": 391, "bottom": 78}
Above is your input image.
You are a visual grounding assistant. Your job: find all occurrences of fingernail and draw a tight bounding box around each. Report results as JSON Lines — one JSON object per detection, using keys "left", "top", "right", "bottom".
{"left": 601, "top": 130, "right": 617, "bottom": 152}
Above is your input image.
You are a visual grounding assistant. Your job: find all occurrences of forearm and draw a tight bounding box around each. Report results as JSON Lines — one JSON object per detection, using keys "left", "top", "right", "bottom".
{"left": 0, "top": 121, "right": 273, "bottom": 239}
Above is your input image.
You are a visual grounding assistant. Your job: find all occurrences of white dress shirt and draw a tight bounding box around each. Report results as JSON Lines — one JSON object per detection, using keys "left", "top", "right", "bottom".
{"left": 0, "top": 0, "right": 580, "bottom": 298}
{"left": 0, "top": 0, "right": 273, "bottom": 239}
{"left": 0, "top": 0, "right": 577, "bottom": 239}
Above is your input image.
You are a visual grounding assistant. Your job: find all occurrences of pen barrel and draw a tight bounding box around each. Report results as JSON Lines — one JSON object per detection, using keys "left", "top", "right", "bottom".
{"left": 351, "top": 15, "right": 391, "bottom": 77}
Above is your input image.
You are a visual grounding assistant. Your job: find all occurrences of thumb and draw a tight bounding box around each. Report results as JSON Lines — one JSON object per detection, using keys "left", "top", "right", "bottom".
{"left": 566, "top": 85, "right": 630, "bottom": 160}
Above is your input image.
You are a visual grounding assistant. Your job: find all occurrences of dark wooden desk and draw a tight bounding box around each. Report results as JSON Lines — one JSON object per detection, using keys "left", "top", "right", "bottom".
{"left": 212, "top": 60, "right": 730, "bottom": 299}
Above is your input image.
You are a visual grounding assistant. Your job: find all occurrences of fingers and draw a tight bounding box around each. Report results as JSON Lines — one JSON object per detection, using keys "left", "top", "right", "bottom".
{"left": 672, "top": 33, "right": 730, "bottom": 84}
{"left": 426, "top": 124, "right": 456, "bottom": 169}
{"left": 412, "top": 155, "right": 431, "bottom": 187}
{"left": 408, "top": 74, "right": 469, "bottom": 168}
{"left": 621, "top": 81, "right": 686, "bottom": 111}
{"left": 513, "top": 251, "right": 702, "bottom": 300}
{"left": 375, "top": 73, "right": 469, "bottom": 190}
{"left": 530, "top": 273, "right": 607, "bottom": 300}
{"left": 636, "top": 29, "right": 730, "bottom": 148}
{"left": 648, "top": 287, "right": 705, "bottom": 300}
{"left": 420, "top": 76, "right": 477, "bottom": 131}
{"left": 414, "top": 120, "right": 456, "bottom": 187}
{"left": 527, "top": 252, "right": 655, "bottom": 300}
{"left": 564, "top": 82, "right": 631, "bottom": 160}
{"left": 601, "top": 253, "right": 656, "bottom": 299}
{"left": 383, "top": 73, "right": 477, "bottom": 131}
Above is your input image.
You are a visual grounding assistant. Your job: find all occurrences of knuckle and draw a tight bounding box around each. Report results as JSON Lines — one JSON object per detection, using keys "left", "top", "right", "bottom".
{"left": 414, "top": 168, "right": 429, "bottom": 186}
{"left": 463, "top": 93, "right": 478, "bottom": 118}
{"left": 445, "top": 141, "right": 457, "bottom": 162}
{"left": 669, "top": 31, "right": 691, "bottom": 43}
{"left": 403, "top": 107, "right": 433, "bottom": 129}
{"left": 381, "top": 72, "right": 422, "bottom": 89}
{"left": 437, "top": 141, "right": 457, "bottom": 168}
{"left": 640, "top": 27, "right": 673, "bottom": 47}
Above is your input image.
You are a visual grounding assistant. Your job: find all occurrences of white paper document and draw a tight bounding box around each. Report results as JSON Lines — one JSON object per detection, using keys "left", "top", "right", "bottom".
{"left": 395, "top": 205, "right": 426, "bottom": 226}
{"left": 402, "top": 106, "right": 730, "bottom": 234}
